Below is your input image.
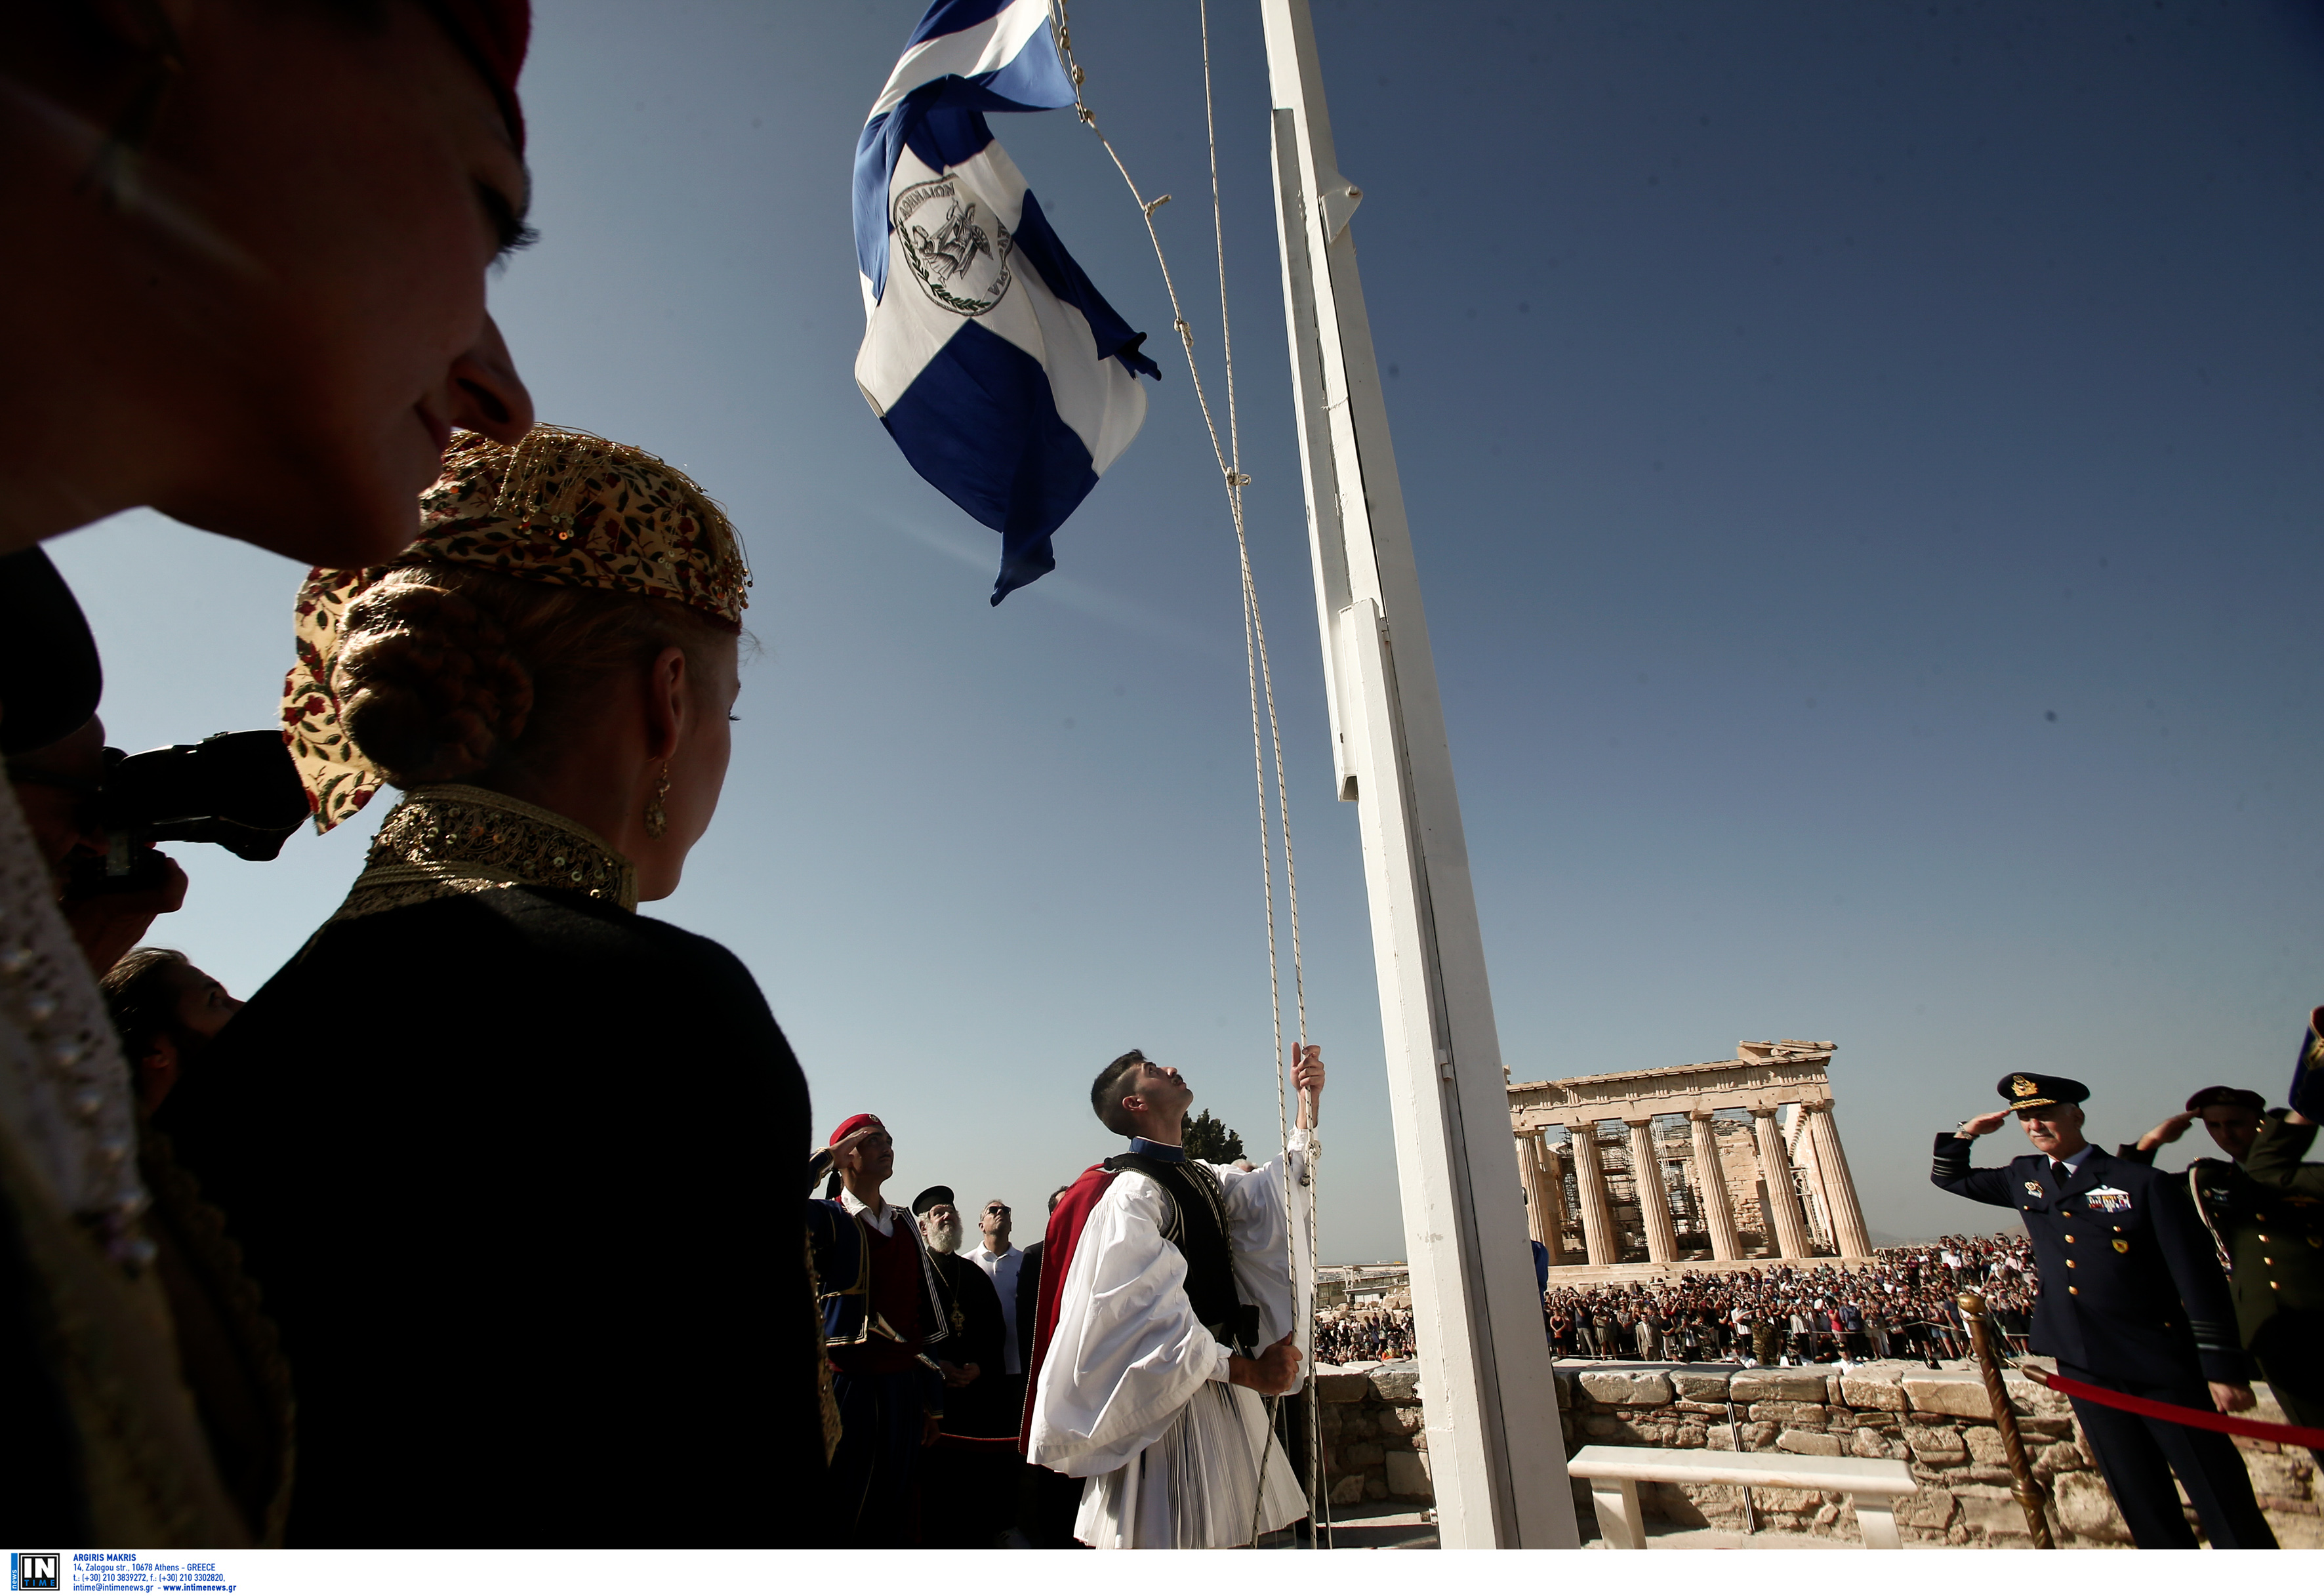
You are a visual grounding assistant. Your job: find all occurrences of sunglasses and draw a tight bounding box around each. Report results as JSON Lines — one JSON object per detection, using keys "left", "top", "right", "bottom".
{"left": 985, "top": 1204, "right": 1010, "bottom": 1215}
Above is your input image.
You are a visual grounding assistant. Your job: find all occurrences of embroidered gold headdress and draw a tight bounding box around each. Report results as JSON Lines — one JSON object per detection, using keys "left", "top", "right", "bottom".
{"left": 281, "top": 426, "right": 750, "bottom": 832}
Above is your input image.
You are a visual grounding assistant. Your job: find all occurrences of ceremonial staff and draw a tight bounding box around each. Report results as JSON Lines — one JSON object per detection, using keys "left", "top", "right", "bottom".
{"left": 1957, "top": 1288, "right": 2054, "bottom": 1548}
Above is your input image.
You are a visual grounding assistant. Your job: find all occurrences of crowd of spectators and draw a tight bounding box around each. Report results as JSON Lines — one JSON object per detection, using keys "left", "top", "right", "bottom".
{"left": 1313, "top": 1232, "right": 2039, "bottom": 1368}
{"left": 1315, "top": 1307, "right": 1416, "bottom": 1366}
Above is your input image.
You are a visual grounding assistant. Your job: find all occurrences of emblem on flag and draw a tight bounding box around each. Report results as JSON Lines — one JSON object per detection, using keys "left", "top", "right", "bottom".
{"left": 896, "top": 182, "right": 1013, "bottom": 314}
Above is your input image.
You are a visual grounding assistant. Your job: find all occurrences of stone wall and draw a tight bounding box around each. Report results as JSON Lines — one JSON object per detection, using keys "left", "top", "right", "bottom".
{"left": 1315, "top": 1362, "right": 1433, "bottom": 1505}
{"left": 1316, "top": 1359, "right": 2321, "bottom": 1547}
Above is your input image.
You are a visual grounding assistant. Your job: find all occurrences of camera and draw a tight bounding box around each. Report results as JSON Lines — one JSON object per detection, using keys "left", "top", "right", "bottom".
{"left": 70, "top": 731, "right": 310, "bottom": 893}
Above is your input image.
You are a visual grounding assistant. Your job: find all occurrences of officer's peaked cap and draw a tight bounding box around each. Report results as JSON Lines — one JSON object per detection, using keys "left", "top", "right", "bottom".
{"left": 1996, "top": 1073, "right": 2088, "bottom": 1111}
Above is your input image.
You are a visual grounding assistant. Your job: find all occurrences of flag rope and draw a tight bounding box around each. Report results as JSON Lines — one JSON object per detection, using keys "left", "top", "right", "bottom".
{"left": 1048, "top": 0, "right": 1325, "bottom": 1547}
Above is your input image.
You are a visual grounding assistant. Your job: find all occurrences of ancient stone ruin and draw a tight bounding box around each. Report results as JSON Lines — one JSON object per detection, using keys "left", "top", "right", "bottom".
{"left": 1509, "top": 1040, "right": 1874, "bottom": 1273}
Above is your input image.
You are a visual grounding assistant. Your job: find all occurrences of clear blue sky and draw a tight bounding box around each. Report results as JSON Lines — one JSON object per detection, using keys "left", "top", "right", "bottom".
{"left": 51, "top": 0, "right": 2324, "bottom": 1258}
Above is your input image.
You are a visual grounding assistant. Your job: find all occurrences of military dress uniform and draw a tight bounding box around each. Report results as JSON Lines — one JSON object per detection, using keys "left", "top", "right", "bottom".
{"left": 2117, "top": 1107, "right": 2324, "bottom": 1458}
{"left": 1931, "top": 1073, "right": 2275, "bottom": 1547}
{"left": 2237, "top": 1111, "right": 2324, "bottom": 1459}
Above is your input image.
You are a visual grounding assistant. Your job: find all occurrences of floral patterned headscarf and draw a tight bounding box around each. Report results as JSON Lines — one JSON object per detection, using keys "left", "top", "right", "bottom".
{"left": 282, "top": 425, "right": 750, "bottom": 833}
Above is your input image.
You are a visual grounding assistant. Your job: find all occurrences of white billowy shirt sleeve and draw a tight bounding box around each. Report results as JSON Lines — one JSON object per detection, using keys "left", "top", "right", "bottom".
{"left": 1027, "top": 1171, "right": 1230, "bottom": 1479}
{"left": 1211, "top": 1127, "right": 1317, "bottom": 1355}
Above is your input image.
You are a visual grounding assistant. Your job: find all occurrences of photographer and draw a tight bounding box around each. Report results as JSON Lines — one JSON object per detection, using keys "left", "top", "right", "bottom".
{"left": 7, "top": 714, "right": 191, "bottom": 976}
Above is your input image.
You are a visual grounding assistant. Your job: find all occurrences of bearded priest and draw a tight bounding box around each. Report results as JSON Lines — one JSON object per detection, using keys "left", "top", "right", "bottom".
{"left": 1024, "top": 1046, "right": 1323, "bottom": 1547}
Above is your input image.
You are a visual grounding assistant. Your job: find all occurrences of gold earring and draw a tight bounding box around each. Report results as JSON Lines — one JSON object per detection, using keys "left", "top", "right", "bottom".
{"left": 643, "top": 762, "right": 671, "bottom": 839}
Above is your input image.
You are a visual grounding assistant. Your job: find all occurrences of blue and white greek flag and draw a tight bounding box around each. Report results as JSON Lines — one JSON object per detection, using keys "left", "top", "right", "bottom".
{"left": 853, "top": 0, "right": 1161, "bottom": 604}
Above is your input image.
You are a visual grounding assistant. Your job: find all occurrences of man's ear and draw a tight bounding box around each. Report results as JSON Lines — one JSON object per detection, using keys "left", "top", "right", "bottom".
{"left": 135, "top": 1033, "right": 180, "bottom": 1113}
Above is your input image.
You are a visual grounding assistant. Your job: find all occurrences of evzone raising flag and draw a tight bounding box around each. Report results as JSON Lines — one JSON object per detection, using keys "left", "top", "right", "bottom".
{"left": 1023, "top": 1046, "right": 1325, "bottom": 1549}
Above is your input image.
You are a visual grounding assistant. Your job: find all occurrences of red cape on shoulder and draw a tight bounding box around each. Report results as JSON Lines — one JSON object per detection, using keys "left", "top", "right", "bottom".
{"left": 1017, "top": 1162, "right": 1115, "bottom": 1452}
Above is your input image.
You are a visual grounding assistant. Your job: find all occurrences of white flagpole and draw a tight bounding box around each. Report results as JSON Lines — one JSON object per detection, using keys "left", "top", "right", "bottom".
{"left": 1258, "top": 0, "right": 1580, "bottom": 1548}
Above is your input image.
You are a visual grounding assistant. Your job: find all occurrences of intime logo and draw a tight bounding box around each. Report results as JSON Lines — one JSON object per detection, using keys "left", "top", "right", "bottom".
{"left": 10, "top": 1554, "right": 60, "bottom": 1592}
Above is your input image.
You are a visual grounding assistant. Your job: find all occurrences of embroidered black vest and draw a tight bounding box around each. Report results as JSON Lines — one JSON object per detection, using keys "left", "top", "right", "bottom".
{"left": 1105, "top": 1153, "right": 1259, "bottom": 1353}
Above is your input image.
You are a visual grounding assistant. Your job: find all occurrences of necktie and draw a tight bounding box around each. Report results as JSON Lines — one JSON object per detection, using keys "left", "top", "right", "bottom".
{"left": 2050, "top": 1160, "right": 2071, "bottom": 1187}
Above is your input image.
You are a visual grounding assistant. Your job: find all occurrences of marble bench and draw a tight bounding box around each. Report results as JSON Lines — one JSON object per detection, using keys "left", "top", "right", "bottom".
{"left": 1566, "top": 1444, "right": 1917, "bottom": 1548}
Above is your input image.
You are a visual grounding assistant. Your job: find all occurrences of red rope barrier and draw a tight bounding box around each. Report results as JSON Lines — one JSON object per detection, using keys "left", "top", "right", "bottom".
{"left": 2015, "top": 1365, "right": 2324, "bottom": 1450}
{"left": 931, "top": 1431, "right": 1025, "bottom": 1453}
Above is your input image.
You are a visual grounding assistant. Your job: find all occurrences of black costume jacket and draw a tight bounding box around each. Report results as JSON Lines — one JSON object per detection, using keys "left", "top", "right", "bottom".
{"left": 800, "top": 1149, "right": 954, "bottom": 1370}
{"left": 1014, "top": 1239, "right": 1044, "bottom": 1374}
{"left": 1104, "top": 1150, "right": 1258, "bottom": 1352}
{"left": 161, "top": 789, "right": 821, "bottom": 1547}
{"left": 1930, "top": 1134, "right": 2245, "bottom": 1385}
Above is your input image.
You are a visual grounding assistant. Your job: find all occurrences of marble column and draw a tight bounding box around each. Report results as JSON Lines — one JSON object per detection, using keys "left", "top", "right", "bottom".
{"left": 1687, "top": 1111, "right": 1741, "bottom": 1261}
{"left": 1751, "top": 1106, "right": 1812, "bottom": 1259}
{"left": 1789, "top": 1109, "right": 1835, "bottom": 1252}
{"left": 1625, "top": 1118, "right": 1679, "bottom": 1264}
{"left": 1568, "top": 1122, "right": 1616, "bottom": 1267}
{"left": 1538, "top": 1136, "right": 1568, "bottom": 1265}
{"left": 1517, "top": 1129, "right": 1549, "bottom": 1250}
{"left": 1802, "top": 1100, "right": 1874, "bottom": 1257}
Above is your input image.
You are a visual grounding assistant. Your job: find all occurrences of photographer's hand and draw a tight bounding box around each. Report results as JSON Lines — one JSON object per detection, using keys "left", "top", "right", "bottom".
{"left": 62, "top": 850, "right": 186, "bottom": 976}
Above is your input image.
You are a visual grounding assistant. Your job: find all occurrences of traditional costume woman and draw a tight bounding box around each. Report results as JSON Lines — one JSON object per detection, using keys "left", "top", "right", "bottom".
{"left": 158, "top": 428, "right": 826, "bottom": 1546}
{"left": 4, "top": 0, "right": 537, "bottom": 1546}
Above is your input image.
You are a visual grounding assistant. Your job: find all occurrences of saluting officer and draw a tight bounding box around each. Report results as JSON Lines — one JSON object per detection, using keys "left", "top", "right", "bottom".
{"left": 2121, "top": 1086, "right": 2324, "bottom": 1460}
{"left": 1933, "top": 1073, "right": 2276, "bottom": 1547}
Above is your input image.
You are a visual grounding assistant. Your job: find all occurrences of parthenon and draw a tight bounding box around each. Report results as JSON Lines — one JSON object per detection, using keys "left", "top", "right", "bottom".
{"left": 1507, "top": 1040, "right": 1873, "bottom": 1277}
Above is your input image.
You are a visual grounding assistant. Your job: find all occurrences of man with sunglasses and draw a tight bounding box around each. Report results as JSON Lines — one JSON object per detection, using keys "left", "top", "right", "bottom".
{"left": 967, "top": 1198, "right": 1027, "bottom": 1415}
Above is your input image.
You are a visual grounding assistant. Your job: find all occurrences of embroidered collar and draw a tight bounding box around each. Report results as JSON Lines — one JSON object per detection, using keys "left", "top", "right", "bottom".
{"left": 335, "top": 783, "right": 638, "bottom": 920}
{"left": 1127, "top": 1137, "right": 1187, "bottom": 1163}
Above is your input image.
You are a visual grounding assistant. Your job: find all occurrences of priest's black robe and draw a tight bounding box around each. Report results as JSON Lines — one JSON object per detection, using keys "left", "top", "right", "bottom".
{"left": 930, "top": 1250, "right": 1008, "bottom": 1436}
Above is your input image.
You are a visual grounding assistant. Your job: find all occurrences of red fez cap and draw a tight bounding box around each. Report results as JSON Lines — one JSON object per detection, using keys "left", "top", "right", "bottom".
{"left": 419, "top": 0, "right": 531, "bottom": 153}
{"left": 829, "top": 1113, "right": 886, "bottom": 1146}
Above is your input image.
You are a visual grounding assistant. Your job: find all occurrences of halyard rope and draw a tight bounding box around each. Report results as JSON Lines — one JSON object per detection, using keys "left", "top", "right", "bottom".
{"left": 1048, "top": 0, "right": 1324, "bottom": 1547}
